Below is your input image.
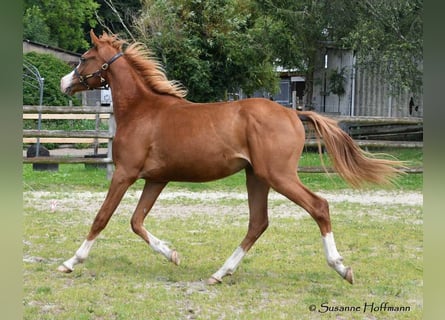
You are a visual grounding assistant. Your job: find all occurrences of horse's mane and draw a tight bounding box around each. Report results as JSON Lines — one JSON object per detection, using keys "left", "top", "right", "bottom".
{"left": 98, "top": 33, "right": 187, "bottom": 99}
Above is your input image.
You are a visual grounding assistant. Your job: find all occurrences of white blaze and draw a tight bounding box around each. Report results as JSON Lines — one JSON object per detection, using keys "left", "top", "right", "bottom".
{"left": 60, "top": 70, "right": 75, "bottom": 93}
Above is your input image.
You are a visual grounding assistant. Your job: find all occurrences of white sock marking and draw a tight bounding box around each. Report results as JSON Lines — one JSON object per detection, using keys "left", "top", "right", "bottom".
{"left": 146, "top": 231, "right": 174, "bottom": 260}
{"left": 322, "top": 232, "right": 347, "bottom": 276}
{"left": 211, "top": 246, "right": 246, "bottom": 281}
{"left": 62, "top": 239, "right": 95, "bottom": 271}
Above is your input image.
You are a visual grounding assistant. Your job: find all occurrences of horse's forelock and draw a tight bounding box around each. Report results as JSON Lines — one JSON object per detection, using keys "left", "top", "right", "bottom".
{"left": 97, "top": 32, "right": 126, "bottom": 51}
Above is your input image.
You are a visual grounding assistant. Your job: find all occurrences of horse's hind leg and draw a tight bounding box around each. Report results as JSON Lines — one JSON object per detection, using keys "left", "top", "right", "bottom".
{"left": 58, "top": 170, "right": 135, "bottom": 273}
{"left": 130, "top": 181, "right": 179, "bottom": 265}
{"left": 208, "top": 168, "right": 270, "bottom": 284}
{"left": 270, "top": 175, "right": 354, "bottom": 284}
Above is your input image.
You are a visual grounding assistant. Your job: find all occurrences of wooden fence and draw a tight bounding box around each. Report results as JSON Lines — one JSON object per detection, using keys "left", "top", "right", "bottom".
{"left": 23, "top": 105, "right": 115, "bottom": 179}
{"left": 23, "top": 106, "right": 423, "bottom": 178}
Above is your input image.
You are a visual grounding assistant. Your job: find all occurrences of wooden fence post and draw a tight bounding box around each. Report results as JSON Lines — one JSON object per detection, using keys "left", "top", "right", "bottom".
{"left": 107, "top": 103, "right": 116, "bottom": 180}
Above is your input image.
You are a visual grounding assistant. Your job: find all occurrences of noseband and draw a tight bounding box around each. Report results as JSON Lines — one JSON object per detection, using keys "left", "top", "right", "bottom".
{"left": 74, "top": 52, "right": 123, "bottom": 90}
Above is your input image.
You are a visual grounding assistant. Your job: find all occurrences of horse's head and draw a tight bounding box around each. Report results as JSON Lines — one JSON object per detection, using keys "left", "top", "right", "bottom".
{"left": 61, "top": 30, "right": 124, "bottom": 95}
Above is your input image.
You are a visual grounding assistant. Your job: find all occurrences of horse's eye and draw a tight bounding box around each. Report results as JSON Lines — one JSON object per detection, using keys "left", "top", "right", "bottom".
{"left": 79, "top": 57, "right": 86, "bottom": 63}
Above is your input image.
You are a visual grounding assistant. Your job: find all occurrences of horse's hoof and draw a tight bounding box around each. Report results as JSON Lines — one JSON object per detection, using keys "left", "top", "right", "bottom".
{"left": 171, "top": 250, "right": 180, "bottom": 266}
{"left": 344, "top": 267, "right": 354, "bottom": 284}
{"left": 57, "top": 264, "right": 73, "bottom": 273}
{"left": 207, "top": 276, "right": 222, "bottom": 285}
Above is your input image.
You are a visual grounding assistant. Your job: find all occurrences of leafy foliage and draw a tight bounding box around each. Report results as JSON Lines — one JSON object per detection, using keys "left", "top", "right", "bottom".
{"left": 328, "top": 67, "right": 347, "bottom": 110}
{"left": 345, "top": 0, "right": 423, "bottom": 96}
{"left": 93, "top": 0, "right": 142, "bottom": 37}
{"left": 253, "top": 0, "right": 367, "bottom": 105}
{"left": 328, "top": 67, "right": 346, "bottom": 96}
{"left": 23, "top": 5, "right": 53, "bottom": 46}
{"left": 136, "top": 0, "right": 279, "bottom": 102}
{"left": 23, "top": 0, "right": 423, "bottom": 103}
{"left": 23, "top": 52, "right": 80, "bottom": 106}
{"left": 252, "top": 0, "right": 423, "bottom": 101}
{"left": 23, "top": 0, "right": 99, "bottom": 52}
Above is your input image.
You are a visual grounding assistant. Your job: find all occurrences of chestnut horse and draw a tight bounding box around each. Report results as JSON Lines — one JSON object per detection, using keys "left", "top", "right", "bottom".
{"left": 59, "top": 30, "right": 402, "bottom": 285}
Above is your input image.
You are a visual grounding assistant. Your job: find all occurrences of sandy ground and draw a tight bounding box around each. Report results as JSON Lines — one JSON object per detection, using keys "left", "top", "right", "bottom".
{"left": 23, "top": 188, "right": 422, "bottom": 222}
{"left": 24, "top": 147, "right": 422, "bottom": 221}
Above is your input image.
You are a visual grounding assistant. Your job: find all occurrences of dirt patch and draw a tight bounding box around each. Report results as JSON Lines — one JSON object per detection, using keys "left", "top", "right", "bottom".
{"left": 23, "top": 189, "right": 422, "bottom": 221}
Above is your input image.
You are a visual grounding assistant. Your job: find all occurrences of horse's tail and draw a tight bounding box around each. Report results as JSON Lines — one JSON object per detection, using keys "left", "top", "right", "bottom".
{"left": 297, "top": 111, "right": 405, "bottom": 187}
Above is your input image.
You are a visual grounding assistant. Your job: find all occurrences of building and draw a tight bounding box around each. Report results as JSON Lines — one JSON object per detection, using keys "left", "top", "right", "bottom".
{"left": 252, "top": 47, "right": 423, "bottom": 118}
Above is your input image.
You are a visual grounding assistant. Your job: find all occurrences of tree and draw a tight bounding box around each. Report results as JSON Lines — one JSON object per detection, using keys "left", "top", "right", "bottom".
{"left": 23, "top": 0, "right": 99, "bottom": 52}
{"left": 346, "top": 0, "right": 423, "bottom": 96}
{"left": 23, "top": 0, "right": 422, "bottom": 101}
{"left": 135, "top": 0, "right": 279, "bottom": 102}
{"left": 254, "top": 0, "right": 361, "bottom": 107}
{"left": 23, "top": 5, "right": 53, "bottom": 46}
{"left": 328, "top": 67, "right": 347, "bottom": 111}
{"left": 255, "top": 0, "right": 423, "bottom": 103}
{"left": 93, "top": 0, "right": 142, "bottom": 39}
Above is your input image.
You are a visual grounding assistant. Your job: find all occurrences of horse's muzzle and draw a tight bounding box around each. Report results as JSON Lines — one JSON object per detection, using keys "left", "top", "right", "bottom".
{"left": 60, "top": 71, "right": 75, "bottom": 95}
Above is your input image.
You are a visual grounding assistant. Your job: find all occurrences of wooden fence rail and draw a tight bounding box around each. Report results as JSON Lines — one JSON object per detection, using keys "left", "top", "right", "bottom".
{"left": 23, "top": 105, "right": 112, "bottom": 114}
{"left": 23, "top": 129, "right": 113, "bottom": 139}
{"left": 332, "top": 115, "right": 423, "bottom": 125}
{"left": 23, "top": 106, "right": 423, "bottom": 176}
{"left": 23, "top": 105, "right": 115, "bottom": 178}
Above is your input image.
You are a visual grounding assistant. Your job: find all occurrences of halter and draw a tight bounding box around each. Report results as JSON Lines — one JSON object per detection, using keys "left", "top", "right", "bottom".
{"left": 74, "top": 51, "right": 124, "bottom": 90}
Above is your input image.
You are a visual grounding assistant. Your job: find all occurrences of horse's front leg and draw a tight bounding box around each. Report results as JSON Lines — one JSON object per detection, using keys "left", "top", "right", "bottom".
{"left": 57, "top": 171, "right": 135, "bottom": 273}
{"left": 130, "top": 181, "right": 180, "bottom": 265}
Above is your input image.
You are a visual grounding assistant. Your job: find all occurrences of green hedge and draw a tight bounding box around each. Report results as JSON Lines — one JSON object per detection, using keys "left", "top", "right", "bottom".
{"left": 23, "top": 51, "right": 80, "bottom": 106}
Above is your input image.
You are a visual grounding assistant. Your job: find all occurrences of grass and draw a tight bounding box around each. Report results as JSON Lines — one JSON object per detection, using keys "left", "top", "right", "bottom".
{"left": 23, "top": 148, "right": 423, "bottom": 319}
{"left": 23, "top": 148, "right": 423, "bottom": 193}
{"left": 23, "top": 195, "right": 422, "bottom": 319}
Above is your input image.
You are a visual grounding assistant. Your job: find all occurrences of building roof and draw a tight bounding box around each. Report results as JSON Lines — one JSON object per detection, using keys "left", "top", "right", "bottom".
{"left": 23, "top": 39, "right": 80, "bottom": 66}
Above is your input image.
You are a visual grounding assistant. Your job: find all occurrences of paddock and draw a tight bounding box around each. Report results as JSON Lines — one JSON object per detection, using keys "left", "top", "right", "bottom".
{"left": 23, "top": 185, "right": 422, "bottom": 319}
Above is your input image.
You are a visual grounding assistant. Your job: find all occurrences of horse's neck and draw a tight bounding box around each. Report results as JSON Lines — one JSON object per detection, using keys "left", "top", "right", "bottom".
{"left": 107, "top": 67, "right": 184, "bottom": 123}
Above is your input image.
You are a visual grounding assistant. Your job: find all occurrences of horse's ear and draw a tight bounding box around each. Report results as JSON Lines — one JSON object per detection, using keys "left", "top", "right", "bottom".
{"left": 90, "top": 29, "right": 100, "bottom": 45}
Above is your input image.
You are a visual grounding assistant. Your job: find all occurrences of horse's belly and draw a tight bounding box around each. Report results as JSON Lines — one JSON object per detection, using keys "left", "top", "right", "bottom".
{"left": 140, "top": 151, "right": 249, "bottom": 182}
